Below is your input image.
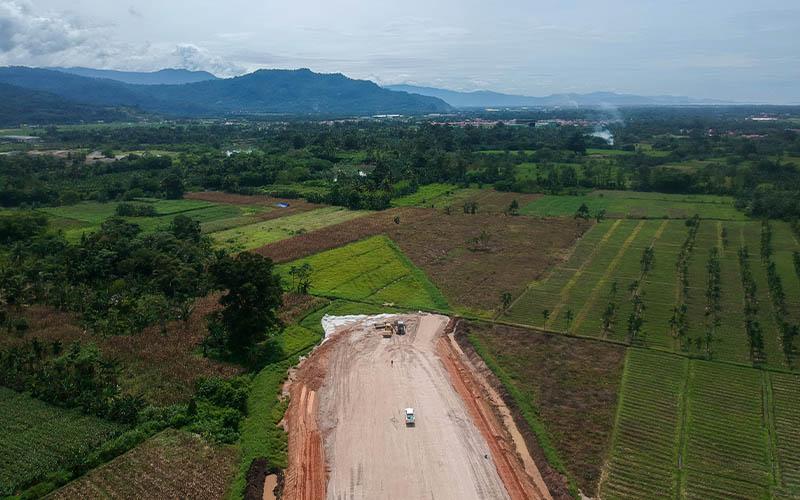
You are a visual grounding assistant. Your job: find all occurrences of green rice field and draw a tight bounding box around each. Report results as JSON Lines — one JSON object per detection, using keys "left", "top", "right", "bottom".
{"left": 277, "top": 235, "right": 449, "bottom": 311}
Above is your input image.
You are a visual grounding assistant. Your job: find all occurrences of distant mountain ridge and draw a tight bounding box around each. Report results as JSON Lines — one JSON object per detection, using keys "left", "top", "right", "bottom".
{"left": 386, "top": 84, "right": 730, "bottom": 108}
{"left": 50, "top": 67, "right": 219, "bottom": 85}
{"left": 0, "top": 67, "right": 451, "bottom": 118}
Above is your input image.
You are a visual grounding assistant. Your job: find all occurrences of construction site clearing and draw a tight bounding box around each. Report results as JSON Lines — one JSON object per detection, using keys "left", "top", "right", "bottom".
{"left": 280, "top": 312, "right": 551, "bottom": 500}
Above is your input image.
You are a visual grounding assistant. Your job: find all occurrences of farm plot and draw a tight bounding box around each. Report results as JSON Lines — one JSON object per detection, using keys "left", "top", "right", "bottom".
{"left": 681, "top": 361, "right": 771, "bottom": 500}
{"left": 600, "top": 349, "right": 687, "bottom": 500}
{"left": 50, "top": 429, "right": 237, "bottom": 500}
{"left": 277, "top": 235, "right": 449, "bottom": 311}
{"left": 505, "top": 219, "right": 642, "bottom": 332}
{"left": 506, "top": 218, "right": 791, "bottom": 367}
{"left": 771, "top": 372, "right": 800, "bottom": 497}
{"left": 464, "top": 321, "right": 626, "bottom": 496}
{"left": 0, "top": 388, "right": 123, "bottom": 496}
{"left": 520, "top": 191, "right": 745, "bottom": 220}
{"left": 739, "top": 223, "right": 788, "bottom": 369}
{"left": 39, "top": 199, "right": 253, "bottom": 241}
{"left": 389, "top": 183, "right": 463, "bottom": 207}
{"left": 211, "top": 206, "right": 368, "bottom": 251}
{"left": 504, "top": 220, "right": 621, "bottom": 328}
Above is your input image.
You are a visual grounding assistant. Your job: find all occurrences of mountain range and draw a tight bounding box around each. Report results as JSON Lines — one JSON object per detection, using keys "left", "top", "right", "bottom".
{"left": 0, "top": 67, "right": 450, "bottom": 124}
{"left": 50, "top": 67, "right": 219, "bottom": 85}
{"left": 386, "top": 84, "right": 730, "bottom": 108}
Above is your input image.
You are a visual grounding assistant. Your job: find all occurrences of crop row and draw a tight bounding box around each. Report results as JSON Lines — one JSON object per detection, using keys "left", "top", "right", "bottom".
{"left": 600, "top": 349, "right": 686, "bottom": 500}
{"left": 0, "top": 388, "right": 122, "bottom": 496}
{"left": 506, "top": 220, "right": 798, "bottom": 369}
{"left": 602, "top": 351, "right": 800, "bottom": 499}
{"left": 682, "top": 362, "right": 771, "bottom": 499}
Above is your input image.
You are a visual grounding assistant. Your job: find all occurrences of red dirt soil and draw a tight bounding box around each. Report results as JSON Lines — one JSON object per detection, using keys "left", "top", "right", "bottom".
{"left": 436, "top": 332, "right": 551, "bottom": 500}
{"left": 281, "top": 314, "right": 551, "bottom": 499}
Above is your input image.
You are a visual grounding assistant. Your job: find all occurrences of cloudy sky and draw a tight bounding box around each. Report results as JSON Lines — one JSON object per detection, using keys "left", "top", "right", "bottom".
{"left": 1, "top": 0, "right": 798, "bottom": 103}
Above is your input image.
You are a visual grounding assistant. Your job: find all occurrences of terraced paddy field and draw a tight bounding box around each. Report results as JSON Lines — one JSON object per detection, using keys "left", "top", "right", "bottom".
{"left": 276, "top": 235, "right": 449, "bottom": 311}
{"left": 210, "top": 206, "right": 368, "bottom": 251}
{"left": 0, "top": 388, "right": 124, "bottom": 496}
{"left": 520, "top": 191, "right": 746, "bottom": 220}
{"left": 504, "top": 219, "right": 799, "bottom": 369}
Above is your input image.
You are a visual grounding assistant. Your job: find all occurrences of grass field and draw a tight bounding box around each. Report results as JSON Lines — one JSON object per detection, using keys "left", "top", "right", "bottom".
{"left": 504, "top": 219, "right": 797, "bottom": 370}
{"left": 277, "top": 235, "right": 449, "bottom": 311}
{"left": 0, "top": 388, "right": 124, "bottom": 496}
{"left": 50, "top": 429, "right": 237, "bottom": 500}
{"left": 390, "top": 183, "right": 462, "bottom": 207}
{"left": 211, "top": 207, "right": 368, "bottom": 251}
{"left": 519, "top": 190, "right": 746, "bottom": 220}
{"left": 38, "top": 199, "right": 260, "bottom": 242}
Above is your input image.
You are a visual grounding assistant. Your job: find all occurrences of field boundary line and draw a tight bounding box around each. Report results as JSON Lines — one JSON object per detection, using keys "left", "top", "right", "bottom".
{"left": 596, "top": 347, "right": 633, "bottom": 497}
{"left": 675, "top": 358, "right": 691, "bottom": 500}
{"left": 763, "top": 371, "right": 781, "bottom": 494}
{"left": 544, "top": 219, "right": 625, "bottom": 329}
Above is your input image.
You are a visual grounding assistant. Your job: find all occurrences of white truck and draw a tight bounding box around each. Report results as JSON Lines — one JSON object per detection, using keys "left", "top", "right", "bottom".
{"left": 404, "top": 407, "right": 415, "bottom": 426}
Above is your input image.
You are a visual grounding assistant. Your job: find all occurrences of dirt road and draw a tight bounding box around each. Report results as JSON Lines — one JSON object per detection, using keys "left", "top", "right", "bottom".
{"left": 282, "top": 313, "right": 549, "bottom": 500}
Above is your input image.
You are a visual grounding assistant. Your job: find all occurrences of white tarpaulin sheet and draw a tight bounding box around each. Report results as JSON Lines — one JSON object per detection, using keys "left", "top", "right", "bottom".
{"left": 321, "top": 314, "right": 400, "bottom": 341}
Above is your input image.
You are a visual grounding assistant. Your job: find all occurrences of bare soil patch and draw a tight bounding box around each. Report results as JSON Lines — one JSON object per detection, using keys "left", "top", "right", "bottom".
{"left": 185, "top": 191, "right": 321, "bottom": 211}
{"left": 462, "top": 190, "right": 542, "bottom": 214}
{"left": 256, "top": 208, "right": 590, "bottom": 313}
{"left": 49, "top": 428, "right": 237, "bottom": 500}
{"left": 461, "top": 321, "right": 626, "bottom": 496}
{"left": 283, "top": 313, "right": 549, "bottom": 499}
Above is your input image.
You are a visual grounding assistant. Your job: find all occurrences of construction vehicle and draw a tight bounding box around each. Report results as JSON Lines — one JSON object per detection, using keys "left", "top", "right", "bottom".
{"left": 395, "top": 320, "right": 406, "bottom": 335}
{"left": 404, "top": 407, "right": 415, "bottom": 426}
{"left": 375, "top": 322, "right": 393, "bottom": 338}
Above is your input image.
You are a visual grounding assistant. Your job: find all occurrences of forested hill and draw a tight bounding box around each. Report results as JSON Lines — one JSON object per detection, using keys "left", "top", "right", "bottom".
{"left": 0, "top": 67, "right": 451, "bottom": 118}
{"left": 0, "top": 83, "right": 135, "bottom": 126}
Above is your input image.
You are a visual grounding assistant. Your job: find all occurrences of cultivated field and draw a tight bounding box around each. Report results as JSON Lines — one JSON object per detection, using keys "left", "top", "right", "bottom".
{"left": 601, "top": 349, "right": 799, "bottom": 500}
{"left": 38, "top": 199, "right": 259, "bottom": 241}
{"left": 258, "top": 207, "right": 589, "bottom": 314}
{"left": 520, "top": 191, "right": 746, "bottom": 220}
{"left": 505, "top": 219, "right": 800, "bottom": 370}
{"left": 0, "top": 388, "right": 123, "bottom": 496}
{"left": 50, "top": 429, "right": 237, "bottom": 500}
{"left": 464, "top": 321, "right": 626, "bottom": 496}
{"left": 211, "top": 206, "right": 368, "bottom": 251}
{"left": 277, "top": 235, "right": 449, "bottom": 311}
